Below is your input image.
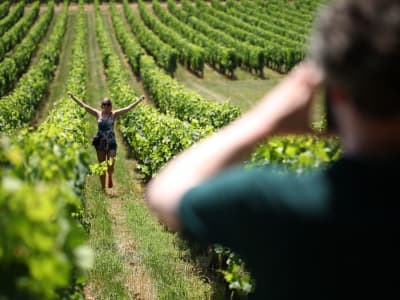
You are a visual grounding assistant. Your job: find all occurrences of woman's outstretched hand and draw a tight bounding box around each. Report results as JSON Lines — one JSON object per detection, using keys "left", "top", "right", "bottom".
{"left": 67, "top": 91, "right": 74, "bottom": 98}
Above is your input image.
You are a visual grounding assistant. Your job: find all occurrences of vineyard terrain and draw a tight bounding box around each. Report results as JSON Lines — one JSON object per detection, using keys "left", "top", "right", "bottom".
{"left": 0, "top": 1, "right": 336, "bottom": 299}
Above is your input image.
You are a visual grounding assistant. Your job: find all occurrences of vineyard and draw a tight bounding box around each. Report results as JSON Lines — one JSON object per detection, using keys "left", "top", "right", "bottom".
{"left": 0, "top": 1, "right": 340, "bottom": 299}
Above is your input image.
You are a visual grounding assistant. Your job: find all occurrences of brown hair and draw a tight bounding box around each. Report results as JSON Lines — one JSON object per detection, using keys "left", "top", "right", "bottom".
{"left": 101, "top": 97, "right": 112, "bottom": 107}
{"left": 309, "top": 0, "right": 400, "bottom": 119}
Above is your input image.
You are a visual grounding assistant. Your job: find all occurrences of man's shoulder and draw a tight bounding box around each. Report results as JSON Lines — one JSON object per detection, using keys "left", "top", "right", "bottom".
{"left": 180, "top": 165, "right": 331, "bottom": 221}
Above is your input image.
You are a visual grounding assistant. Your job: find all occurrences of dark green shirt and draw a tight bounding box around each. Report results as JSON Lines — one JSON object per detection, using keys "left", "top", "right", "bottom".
{"left": 178, "top": 157, "right": 400, "bottom": 299}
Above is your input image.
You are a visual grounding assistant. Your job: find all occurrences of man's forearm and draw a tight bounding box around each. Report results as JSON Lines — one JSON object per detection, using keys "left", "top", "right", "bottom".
{"left": 145, "top": 103, "right": 277, "bottom": 230}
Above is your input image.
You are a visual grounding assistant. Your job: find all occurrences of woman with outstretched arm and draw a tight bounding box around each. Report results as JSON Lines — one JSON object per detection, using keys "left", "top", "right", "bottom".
{"left": 68, "top": 91, "right": 144, "bottom": 191}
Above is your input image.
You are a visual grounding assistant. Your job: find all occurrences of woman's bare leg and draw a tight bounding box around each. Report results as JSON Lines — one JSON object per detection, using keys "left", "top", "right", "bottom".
{"left": 96, "top": 150, "right": 107, "bottom": 191}
{"left": 107, "top": 150, "right": 116, "bottom": 188}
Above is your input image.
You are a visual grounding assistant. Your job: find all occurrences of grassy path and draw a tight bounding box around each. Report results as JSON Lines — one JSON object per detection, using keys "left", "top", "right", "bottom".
{"left": 101, "top": 129, "right": 158, "bottom": 300}
{"left": 83, "top": 7, "right": 131, "bottom": 300}
{"left": 31, "top": 9, "right": 76, "bottom": 126}
{"left": 84, "top": 6, "right": 157, "bottom": 299}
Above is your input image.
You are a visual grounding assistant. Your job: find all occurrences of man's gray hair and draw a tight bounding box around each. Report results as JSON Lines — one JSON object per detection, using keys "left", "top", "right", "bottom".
{"left": 309, "top": 0, "right": 400, "bottom": 118}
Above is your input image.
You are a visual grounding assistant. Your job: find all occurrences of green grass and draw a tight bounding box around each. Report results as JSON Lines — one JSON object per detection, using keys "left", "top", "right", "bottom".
{"left": 123, "top": 197, "right": 219, "bottom": 300}
{"left": 83, "top": 179, "right": 130, "bottom": 300}
{"left": 175, "top": 64, "right": 283, "bottom": 111}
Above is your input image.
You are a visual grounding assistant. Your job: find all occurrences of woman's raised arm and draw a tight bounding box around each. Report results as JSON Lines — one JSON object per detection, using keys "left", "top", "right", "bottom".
{"left": 113, "top": 95, "right": 145, "bottom": 118}
{"left": 68, "top": 92, "right": 99, "bottom": 117}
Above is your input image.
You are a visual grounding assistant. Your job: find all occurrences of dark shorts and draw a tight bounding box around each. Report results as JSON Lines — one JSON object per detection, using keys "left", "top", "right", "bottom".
{"left": 94, "top": 136, "right": 117, "bottom": 153}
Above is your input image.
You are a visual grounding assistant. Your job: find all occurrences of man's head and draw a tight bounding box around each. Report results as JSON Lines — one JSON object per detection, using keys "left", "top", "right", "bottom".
{"left": 310, "top": 0, "right": 400, "bottom": 120}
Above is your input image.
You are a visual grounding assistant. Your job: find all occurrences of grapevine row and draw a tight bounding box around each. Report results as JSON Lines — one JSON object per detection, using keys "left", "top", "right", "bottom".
{"left": 225, "top": 0, "right": 310, "bottom": 35}
{"left": 266, "top": 0, "right": 316, "bottom": 21}
{"left": 167, "top": 0, "right": 265, "bottom": 76}
{"left": 262, "top": 0, "right": 321, "bottom": 17}
{"left": 186, "top": 0, "right": 304, "bottom": 72}
{"left": 109, "top": 2, "right": 143, "bottom": 76}
{"left": 205, "top": 0, "right": 306, "bottom": 43}
{"left": 250, "top": 135, "right": 341, "bottom": 173}
{"left": 0, "top": 1, "right": 10, "bottom": 20}
{"left": 247, "top": 0, "right": 312, "bottom": 29}
{"left": 122, "top": 0, "right": 178, "bottom": 75}
{"left": 291, "top": 0, "right": 325, "bottom": 13}
{"left": 249, "top": 0, "right": 314, "bottom": 25}
{"left": 0, "top": 2, "right": 53, "bottom": 97}
{"left": 139, "top": 54, "right": 240, "bottom": 130}
{"left": 27, "top": 1, "right": 88, "bottom": 189}
{"left": 0, "top": 1, "right": 40, "bottom": 62}
{"left": 226, "top": 0, "right": 310, "bottom": 36}
{"left": 0, "top": 1, "right": 24, "bottom": 36}
{"left": 97, "top": 1, "right": 204, "bottom": 178}
{"left": 0, "top": 3, "right": 66, "bottom": 131}
{"left": 153, "top": 0, "right": 237, "bottom": 78}
{"left": 137, "top": 0, "right": 205, "bottom": 76}
{"left": 203, "top": 0, "right": 306, "bottom": 44}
